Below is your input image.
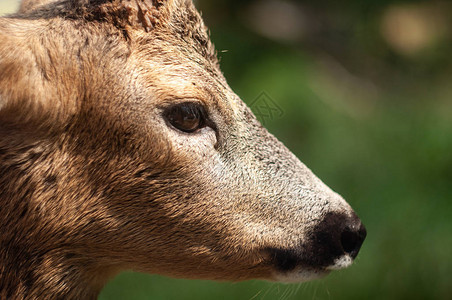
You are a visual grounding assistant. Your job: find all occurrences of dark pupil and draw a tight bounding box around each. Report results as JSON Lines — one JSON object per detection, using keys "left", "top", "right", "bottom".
{"left": 167, "top": 104, "right": 203, "bottom": 133}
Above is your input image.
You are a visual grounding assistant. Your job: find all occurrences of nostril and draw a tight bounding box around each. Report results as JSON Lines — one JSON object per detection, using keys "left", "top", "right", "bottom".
{"left": 340, "top": 224, "right": 367, "bottom": 258}
{"left": 341, "top": 230, "right": 359, "bottom": 254}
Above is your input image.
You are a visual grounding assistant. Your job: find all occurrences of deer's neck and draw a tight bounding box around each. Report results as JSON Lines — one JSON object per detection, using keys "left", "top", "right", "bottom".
{"left": 0, "top": 177, "right": 112, "bottom": 299}
{"left": 0, "top": 237, "right": 111, "bottom": 300}
{"left": 0, "top": 138, "right": 118, "bottom": 299}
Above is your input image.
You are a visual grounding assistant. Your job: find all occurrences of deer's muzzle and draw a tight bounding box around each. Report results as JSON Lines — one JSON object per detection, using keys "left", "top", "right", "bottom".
{"left": 263, "top": 212, "right": 366, "bottom": 281}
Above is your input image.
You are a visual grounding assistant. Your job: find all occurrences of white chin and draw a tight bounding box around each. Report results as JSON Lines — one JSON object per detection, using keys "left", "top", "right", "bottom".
{"left": 325, "top": 255, "right": 354, "bottom": 270}
{"left": 273, "top": 255, "right": 354, "bottom": 283}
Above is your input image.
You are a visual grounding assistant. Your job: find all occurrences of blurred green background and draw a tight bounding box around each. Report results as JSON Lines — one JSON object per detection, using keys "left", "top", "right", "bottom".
{"left": 2, "top": 0, "right": 451, "bottom": 299}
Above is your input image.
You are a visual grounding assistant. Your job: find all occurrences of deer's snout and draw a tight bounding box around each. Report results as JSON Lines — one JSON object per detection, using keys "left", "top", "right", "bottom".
{"left": 266, "top": 212, "right": 366, "bottom": 278}
{"left": 308, "top": 212, "right": 366, "bottom": 268}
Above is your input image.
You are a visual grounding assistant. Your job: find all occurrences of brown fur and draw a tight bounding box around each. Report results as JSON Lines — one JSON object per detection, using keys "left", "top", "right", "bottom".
{"left": 0, "top": 1, "right": 365, "bottom": 299}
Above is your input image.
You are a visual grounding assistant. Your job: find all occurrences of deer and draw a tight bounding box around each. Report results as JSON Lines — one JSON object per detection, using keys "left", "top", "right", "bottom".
{"left": 0, "top": 0, "right": 366, "bottom": 299}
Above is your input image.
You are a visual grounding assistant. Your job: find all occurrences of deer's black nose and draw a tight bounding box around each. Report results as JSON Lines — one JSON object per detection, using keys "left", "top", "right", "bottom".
{"left": 265, "top": 212, "right": 366, "bottom": 272}
{"left": 304, "top": 212, "right": 366, "bottom": 268}
{"left": 340, "top": 220, "right": 366, "bottom": 259}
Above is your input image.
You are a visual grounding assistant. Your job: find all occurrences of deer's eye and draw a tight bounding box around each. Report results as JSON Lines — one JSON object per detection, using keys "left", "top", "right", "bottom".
{"left": 164, "top": 103, "right": 207, "bottom": 133}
